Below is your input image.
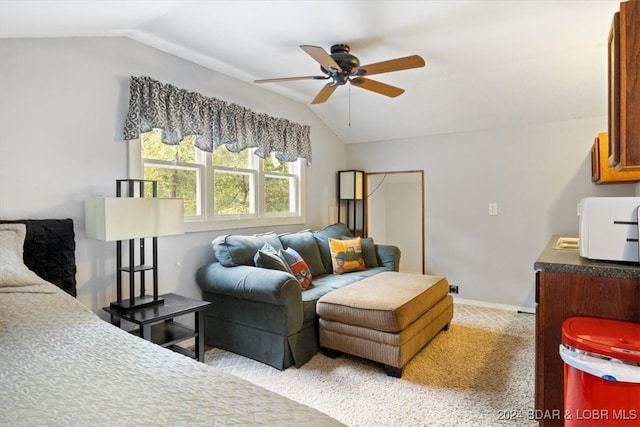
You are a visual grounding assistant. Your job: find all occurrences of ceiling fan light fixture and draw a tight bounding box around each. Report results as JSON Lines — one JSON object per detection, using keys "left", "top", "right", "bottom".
{"left": 328, "top": 44, "right": 360, "bottom": 72}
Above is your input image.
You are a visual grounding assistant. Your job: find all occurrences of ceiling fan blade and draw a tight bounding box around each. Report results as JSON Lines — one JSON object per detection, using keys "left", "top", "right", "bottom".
{"left": 254, "top": 75, "right": 329, "bottom": 83}
{"left": 350, "top": 77, "right": 405, "bottom": 98}
{"left": 311, "top": 83, "right": 338, "bottom": 104}
{"left": 353, "top": 55, "right": 425, "bottom": 76}
{"left": 300, "top": 45, "right": 343, "bottom": 72}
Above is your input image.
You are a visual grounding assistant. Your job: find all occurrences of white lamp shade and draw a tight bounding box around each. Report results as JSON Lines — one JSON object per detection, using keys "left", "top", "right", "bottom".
{"left": 339, "top": 170, "right": 364, "bottom": 200}
{"left": 85, "top": 197, "right": 184, "bottom": 241}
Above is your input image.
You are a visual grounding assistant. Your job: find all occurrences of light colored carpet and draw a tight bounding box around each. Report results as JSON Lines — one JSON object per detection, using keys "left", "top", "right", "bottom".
{"left": 205, "top": 303, "right": 537, "bottom": 427}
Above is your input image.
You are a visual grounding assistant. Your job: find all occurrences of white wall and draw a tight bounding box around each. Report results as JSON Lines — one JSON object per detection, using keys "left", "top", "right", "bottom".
{"left": 2, "top": 37, "right": 635, "bottom": 314}
{"left": 347, "top": 118, "right": 636, "bottom": 309}
{"left": 0, "top": 37, "right": 345, "bottom": 315}
{"left": 386, "top": 181, "right": 423, "bottom": 274}
{"left": 367, "top": 175, "right": 424, "bottom": 274}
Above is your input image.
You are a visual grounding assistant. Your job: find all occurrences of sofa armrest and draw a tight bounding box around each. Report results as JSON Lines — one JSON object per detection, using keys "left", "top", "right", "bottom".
{"left": 375, "top": 244, "right": 401, "bottom": 271}
{"left": 196, "top": 262, "right": 303, "bottom": 307}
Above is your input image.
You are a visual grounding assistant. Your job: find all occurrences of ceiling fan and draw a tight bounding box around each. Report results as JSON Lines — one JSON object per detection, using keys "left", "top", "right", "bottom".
{"left": 254, "top": 44, "right": 426, "bottom": 104}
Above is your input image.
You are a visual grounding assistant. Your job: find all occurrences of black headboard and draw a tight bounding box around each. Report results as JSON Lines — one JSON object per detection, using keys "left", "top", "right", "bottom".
{"left": 0, "top": 219, "right": 77, "bottom": 297}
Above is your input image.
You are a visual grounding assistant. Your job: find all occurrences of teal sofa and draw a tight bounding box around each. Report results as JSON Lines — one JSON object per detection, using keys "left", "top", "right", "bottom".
{"left": 196, "top": 223, "right": 401, "bottom": 370}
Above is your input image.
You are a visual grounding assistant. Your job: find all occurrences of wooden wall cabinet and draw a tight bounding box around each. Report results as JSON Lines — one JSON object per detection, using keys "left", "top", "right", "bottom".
{"left": 592, "top": 132, "right": 640, "bottom": 183}
{"left": 608, "top": 0, "right": 640, "bottom": 171}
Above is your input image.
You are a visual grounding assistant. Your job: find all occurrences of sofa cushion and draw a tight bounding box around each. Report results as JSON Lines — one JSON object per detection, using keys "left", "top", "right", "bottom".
{"left": 253, "top": 232, "right": 284, "bottom": 251}
{"left": 313, "top": 223, "right": 353, "bottom": 273}
{"left": 254, "top": 243, "right": 289, "bottom": 272}
{"left": 328, "top": 237, "right": 366, "bottom": 274}
{"left": 301, "top": 272, "right": 365, "bottom": 302}
{"left": 344, "top": 236, "right": 379, "bottom": 268}
{"left": 279, "top": 230, "right": 326, "bottom": 276}
{"left": 279, "top": 247, "right": 313, "bottom": 290}
{"left": 214, "top": 233, "right": 283, "bottom": 267}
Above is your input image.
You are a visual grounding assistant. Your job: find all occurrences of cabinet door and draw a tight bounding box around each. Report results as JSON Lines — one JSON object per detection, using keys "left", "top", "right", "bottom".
{"left": 591, "top": 140, "right": 600, "bottom": 182}
{"left": 609, "top": 1, "right": 640, "bottom": 171}
{"left": 592, "top": 133, "right": 640, "bottom": 183}
{"left": 608, "top": 11, "right": 620, "bottom": 167}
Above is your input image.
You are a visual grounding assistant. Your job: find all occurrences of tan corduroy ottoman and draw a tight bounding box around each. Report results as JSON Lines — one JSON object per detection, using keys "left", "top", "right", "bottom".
{"left": 316, "top": 271, "right": 454, "bottom": 377}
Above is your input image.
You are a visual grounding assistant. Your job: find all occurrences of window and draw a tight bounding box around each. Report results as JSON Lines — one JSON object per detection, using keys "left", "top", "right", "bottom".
{"left": 132, "top": 130, "right": 304, "bottom": 232}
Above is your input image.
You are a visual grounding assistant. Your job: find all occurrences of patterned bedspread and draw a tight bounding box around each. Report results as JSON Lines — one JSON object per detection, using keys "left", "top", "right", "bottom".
{"left": 0, "top": 283, "right": 343, "bottom": 426}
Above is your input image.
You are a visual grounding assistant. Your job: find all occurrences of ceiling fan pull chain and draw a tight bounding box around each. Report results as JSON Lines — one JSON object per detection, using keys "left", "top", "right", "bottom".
{"left": 348, "top": 84, "right": 351, "bottom": 127}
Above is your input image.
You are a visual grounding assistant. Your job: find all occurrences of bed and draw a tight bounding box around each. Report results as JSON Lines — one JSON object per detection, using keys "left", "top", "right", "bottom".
{"left": 0, "top": 219, "right": 343, "bottom": 426}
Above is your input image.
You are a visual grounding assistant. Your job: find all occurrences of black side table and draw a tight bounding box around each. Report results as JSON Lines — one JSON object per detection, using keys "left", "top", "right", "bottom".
{"left": 104, "top": 293, "right": 211, "bottom": 362}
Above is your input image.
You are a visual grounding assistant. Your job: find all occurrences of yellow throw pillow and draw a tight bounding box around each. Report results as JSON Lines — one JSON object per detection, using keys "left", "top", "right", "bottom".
{"left": 328, "top": 237, "right": 366, "bottom": 274}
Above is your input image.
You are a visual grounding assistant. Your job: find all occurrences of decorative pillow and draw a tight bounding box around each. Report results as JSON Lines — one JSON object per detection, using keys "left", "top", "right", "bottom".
{"left": 0, "top": 223, "right": 49, "bottom": 288}
{"left": 0, "top": 219, "right": 77, "bottom": 296}
{"left": 254, "top": 243, "right": 289, "bottom": 272}
{"left": 328, "top": 237, "right": 366, "bottom": 274}
{"left": 278, "top": 230, "right": 326, "bottom": 276}
{"left": 279, "top": 247, "right": 313, "bottom": 290}
{"left": 343, "top": 235, "right": 379, "bottom": 268}
{"left": 0, "top": 251, "right": 50, "bottom": 288}
{"left": 0, "top": 223, "right": 27, "bottom": 259}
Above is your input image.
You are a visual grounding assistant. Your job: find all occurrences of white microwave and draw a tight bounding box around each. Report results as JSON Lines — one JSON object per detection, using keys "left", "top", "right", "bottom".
{"left": 578, "top": 197, "right": 640, "bottom": 262}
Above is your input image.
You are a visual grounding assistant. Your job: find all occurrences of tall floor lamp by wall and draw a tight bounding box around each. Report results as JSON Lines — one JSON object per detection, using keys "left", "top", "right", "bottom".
{"left": 337, "top": 170, "right": 365, "bottom": 237}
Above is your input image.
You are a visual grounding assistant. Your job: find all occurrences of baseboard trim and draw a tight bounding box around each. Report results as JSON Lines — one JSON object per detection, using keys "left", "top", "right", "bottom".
{"left": 453, "top": 297, "right": 536, "bottom": 314}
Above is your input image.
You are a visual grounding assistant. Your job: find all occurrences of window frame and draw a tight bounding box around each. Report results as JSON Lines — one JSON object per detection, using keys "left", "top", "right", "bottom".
{"left": 128, "top": 139, "right": 305, "bottom": 233}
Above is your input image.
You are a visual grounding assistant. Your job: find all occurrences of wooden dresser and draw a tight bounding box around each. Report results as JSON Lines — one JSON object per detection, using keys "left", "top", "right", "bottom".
{"left": 533, "top": 236, "right": 640, "bottom": 427}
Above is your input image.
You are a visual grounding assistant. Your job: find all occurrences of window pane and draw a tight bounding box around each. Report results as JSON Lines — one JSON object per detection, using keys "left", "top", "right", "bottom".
{"left": 211, "top": 145, "right": 250, "bottom": 168}
{"left": 214, "top": 171, "right": 253, "bottom": 214}
{"left": 265, "top": 176, "right": 292, "bottom": 213}
{"left": 144, "top": 166, "right": 199, "bottom": 215}
{"left": 142, "top": 129, "right": 196, "bottom": 163}
{"left": 263, "top": 154, "right": 290, "bottom": 173}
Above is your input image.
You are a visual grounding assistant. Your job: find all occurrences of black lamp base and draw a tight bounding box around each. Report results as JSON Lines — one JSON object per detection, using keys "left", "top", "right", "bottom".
{"left": 110, "top": 295, "right": 164, "bottom": 313}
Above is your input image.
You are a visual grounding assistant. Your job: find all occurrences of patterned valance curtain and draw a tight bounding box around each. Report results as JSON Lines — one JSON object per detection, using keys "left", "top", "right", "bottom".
{"left": 123, "top": 76, "right": 312, "bottom": 165}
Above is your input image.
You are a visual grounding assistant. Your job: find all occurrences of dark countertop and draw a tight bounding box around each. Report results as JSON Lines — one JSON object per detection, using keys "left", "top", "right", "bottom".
{"left": 534, "top": 235, "right": 640, "bottom": 279}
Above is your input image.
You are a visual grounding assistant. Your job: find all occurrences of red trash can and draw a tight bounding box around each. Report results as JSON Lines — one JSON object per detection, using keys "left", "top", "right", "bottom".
{"left": 560, "top": 317, "right": 640, "bottom": 426}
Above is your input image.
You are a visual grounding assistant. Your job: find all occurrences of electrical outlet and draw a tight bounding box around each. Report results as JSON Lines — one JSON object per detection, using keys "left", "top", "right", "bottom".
{"left": 488, "top": 203, "right": 498, "bottom": 216}
{"left": 449, "top": 285, "right": 459, "bottom": 294}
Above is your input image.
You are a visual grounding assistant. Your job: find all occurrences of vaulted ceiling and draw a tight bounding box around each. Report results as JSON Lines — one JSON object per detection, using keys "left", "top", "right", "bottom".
{"left": 0, "top": 0, "right": 621, "bottom": 144}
